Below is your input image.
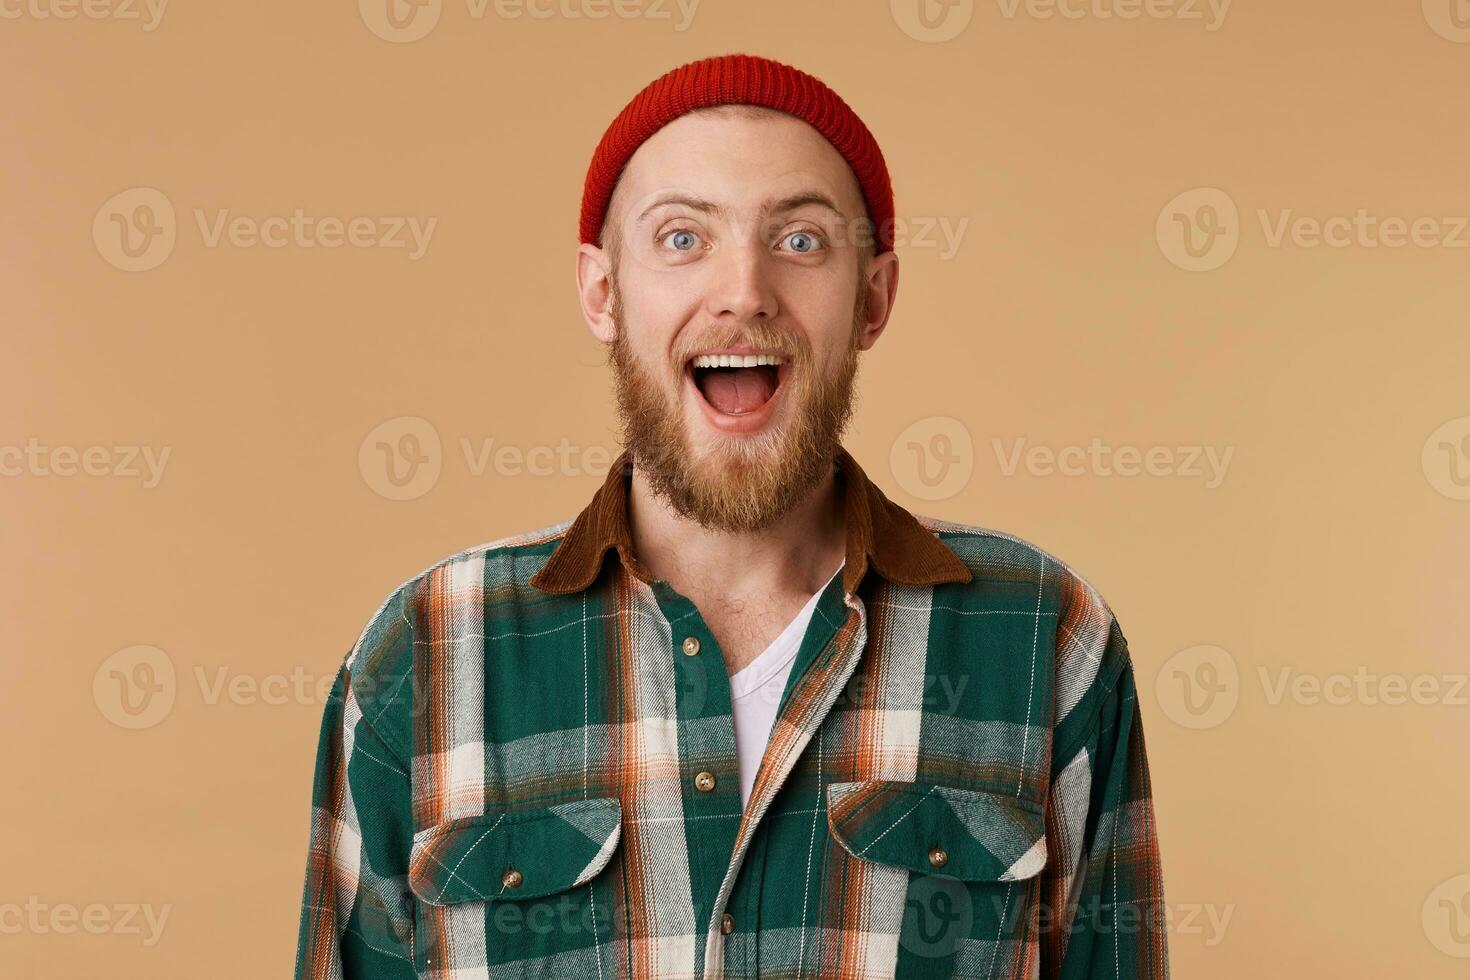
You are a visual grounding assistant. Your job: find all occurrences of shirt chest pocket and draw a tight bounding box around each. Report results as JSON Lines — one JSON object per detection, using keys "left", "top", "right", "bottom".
{"left": 824, "top": 780, "right": 1048, "bottom": 974}
{"left": 406, "top": 796, "right": 623, "bottom": 977}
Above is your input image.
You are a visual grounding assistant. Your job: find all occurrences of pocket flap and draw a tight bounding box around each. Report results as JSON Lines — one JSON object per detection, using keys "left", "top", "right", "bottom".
{"left": 826, "top": 780, "right": 1047, "bottom": 882}
{"left": 408, "top": 796, "right": 622, "bottom": 905}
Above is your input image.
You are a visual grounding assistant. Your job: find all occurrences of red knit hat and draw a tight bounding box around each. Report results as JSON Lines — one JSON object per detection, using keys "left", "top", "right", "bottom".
{"left": 579, "top": 53, "right": 895, "bottom": 254}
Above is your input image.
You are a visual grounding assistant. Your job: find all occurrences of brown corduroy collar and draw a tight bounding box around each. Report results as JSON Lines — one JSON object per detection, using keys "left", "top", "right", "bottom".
{"left": 528, "top": 447, "right": 972, "bottom": 597}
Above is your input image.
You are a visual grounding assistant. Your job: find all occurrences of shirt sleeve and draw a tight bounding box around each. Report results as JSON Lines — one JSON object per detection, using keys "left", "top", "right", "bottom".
{"left": 1039, "top": 615, "right": 1170, "bottom": 979}
{"left": 293, "top": 661, "right": 419, "bottom": 979}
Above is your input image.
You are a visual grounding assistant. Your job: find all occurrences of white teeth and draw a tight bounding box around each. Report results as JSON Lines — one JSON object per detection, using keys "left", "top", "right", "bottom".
{"left": 690, "top": 353, "right": 787, "bottom": 369}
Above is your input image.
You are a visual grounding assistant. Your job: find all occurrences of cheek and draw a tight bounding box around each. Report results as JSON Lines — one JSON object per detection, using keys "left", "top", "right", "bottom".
{"left": 792, "top": 292, "right": 860, "bottom": 352}
{"left": 615, "top": 315, "right": 693, "bottom": 391}
{"left": 618, "top": 273, "right": 703, "bottom": 340}
{"left": 783, "top": 263, "right": 860, "bottom": 320}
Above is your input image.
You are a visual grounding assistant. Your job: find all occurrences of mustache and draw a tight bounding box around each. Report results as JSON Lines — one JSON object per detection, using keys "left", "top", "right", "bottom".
{"left": 673, "top": 325, "right": 806, "bottom": 363}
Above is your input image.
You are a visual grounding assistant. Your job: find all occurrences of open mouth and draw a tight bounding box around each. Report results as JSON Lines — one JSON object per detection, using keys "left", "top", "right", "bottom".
{"left": 685, "top": 352, "right": 789, "bottom": 423}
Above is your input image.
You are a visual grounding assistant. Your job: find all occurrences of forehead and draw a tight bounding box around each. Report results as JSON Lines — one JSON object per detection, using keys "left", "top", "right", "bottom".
{"left": 610, "top": 108, "right": 866, "bottom": 222}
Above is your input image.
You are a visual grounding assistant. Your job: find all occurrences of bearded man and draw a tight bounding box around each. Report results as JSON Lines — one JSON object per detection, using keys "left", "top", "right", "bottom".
{"left": 294, "top": 53, "right": 1169, "bottom": 980}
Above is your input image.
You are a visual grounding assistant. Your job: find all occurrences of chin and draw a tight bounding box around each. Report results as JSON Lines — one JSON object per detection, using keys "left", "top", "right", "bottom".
{"left": 687, "top": 414, "right": 791, "bottom": 466}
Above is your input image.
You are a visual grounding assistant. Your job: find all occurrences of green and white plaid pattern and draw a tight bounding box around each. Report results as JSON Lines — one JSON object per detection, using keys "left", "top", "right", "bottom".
{"left": 294, "top": 449, "right": 1168, "bottom": 979}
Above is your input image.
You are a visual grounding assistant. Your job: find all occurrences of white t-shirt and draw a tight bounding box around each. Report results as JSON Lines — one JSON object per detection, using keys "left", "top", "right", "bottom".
{"left": 729, "top": 563, "right": 844, "bottom": 809}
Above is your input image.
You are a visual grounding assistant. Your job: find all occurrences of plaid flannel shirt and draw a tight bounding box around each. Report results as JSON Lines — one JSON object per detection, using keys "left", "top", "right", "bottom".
{"left": 294, "top": 446, "right": 1169, "bottom": 979}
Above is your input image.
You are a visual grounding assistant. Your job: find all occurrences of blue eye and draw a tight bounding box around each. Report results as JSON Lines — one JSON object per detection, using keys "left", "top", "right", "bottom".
{"left": 665, "top": 229, "right": 700, "bottom": 251}
{"left": 781, "top": 231, "right": 822, "bottom": 253}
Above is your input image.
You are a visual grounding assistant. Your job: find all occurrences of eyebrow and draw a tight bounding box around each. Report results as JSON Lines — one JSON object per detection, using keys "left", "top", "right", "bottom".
{"left": 635, "top": 191, "right": 847, "bottom": 224}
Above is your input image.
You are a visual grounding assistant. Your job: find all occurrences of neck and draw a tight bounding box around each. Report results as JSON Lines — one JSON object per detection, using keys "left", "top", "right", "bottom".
{"left": 627, "top": 457, "right": 847, "bottom": 601}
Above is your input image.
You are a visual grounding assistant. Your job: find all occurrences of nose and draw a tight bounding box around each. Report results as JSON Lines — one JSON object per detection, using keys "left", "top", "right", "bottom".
{"left": 703, "top": 238, "right": 779, "bottom": 325}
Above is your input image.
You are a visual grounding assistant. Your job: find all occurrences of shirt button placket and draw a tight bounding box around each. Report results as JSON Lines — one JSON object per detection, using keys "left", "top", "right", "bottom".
{"left": 648, "top": 591, "right": 742, "bottom": 951}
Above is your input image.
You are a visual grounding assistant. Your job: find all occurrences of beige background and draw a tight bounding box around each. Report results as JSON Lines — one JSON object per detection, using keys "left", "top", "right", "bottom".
{"left": 5, "top": 0, "right": 1470, "bottom": 976}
